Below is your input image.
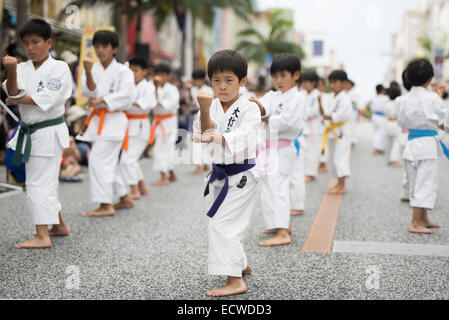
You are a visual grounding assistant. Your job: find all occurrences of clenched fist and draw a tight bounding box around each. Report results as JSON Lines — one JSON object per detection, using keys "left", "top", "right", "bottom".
{"left": 83, "top": 58, "right": 94, "bottom": 73}
{"left": 197, "top": 91, "right": 213, "bottom": 113}
{"left": 2, "top": 55, "right": 18, "bottom": 73}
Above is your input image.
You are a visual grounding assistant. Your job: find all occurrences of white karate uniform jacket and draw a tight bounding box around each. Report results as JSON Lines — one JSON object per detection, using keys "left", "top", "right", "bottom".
{"left": 3, "top": 55, "right": 72, "bottom": 155}
{"left": 81, "top": 59, "right": 136, "bottom": 142}
{"left": 127, "top": 79, "right": 156, "bottom": 140}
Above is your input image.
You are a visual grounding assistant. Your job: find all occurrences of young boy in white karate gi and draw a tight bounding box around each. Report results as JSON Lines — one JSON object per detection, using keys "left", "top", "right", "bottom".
{"left": 384, "top": 86, "right": 403, "bottom": 168}
{"left": 192, "top": 50, "right": 261, "bottom": 297}
{"left": 80, "top": 30, "right": 136, "bottom": 217}
{"left": 398, "top": 58, "right": 449, "bottom": 234}
{"left": 252, "top": 54, "right": 305, "bottom": 246}
{"left": 150, "top": 63, "right": 180, "bottom": 186}
{"left": 189, "top": 69, "right": 213, "bottom": 174}
{"left": 318, "top": 70, "right": 353, "bottom": 195}
{"left": 370, "top": 84, "right": 389, "bottom": 155}
{"left": 120, "top": 57, "right": 156, "bottom": 199}
{"left": 317, "top": 77, "right": 331, "bottom": 173}
{"left": 2, "top": 19, "right": 72, "bottom": 248}
{"left": 302, "top": 71, "right": 323, "bottom": 183}
{"left": 345, "top": 79, "right": 361, "bottom": 148}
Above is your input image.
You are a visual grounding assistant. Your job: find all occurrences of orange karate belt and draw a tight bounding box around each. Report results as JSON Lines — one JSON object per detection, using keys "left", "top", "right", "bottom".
{"left": 148, "top": 113, "right": 175, "bottom": 145}
{"left": 84, "top": 108, "right": 130, "bottom": 151}
{"left": 388, "top": 118, "right": 398, "bottom": 122}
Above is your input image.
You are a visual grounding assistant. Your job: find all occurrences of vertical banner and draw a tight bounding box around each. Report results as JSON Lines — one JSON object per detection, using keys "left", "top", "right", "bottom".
{"left": 76, "top": 26, "right": 114, "bottom": 107}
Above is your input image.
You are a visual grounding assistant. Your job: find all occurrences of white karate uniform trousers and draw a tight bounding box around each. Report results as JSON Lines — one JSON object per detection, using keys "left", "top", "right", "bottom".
{"left": 290, "top": 139, "right": 306, "bottom": 211}
{"left": 208, "top": 170, "right": 257, "bottom": 277}
{"left": 372, "top": 114, "right": 387, "bottom": 151}
{"left": 327, "top": 136, "right": 351, "bottom": 178}
{"left": 304, "top": 134, "right": 322, "bottom": 177}
{"left": 119, "top": 136, "right": 148, "bottom": 185}
{"left": 26, "top": 143, "right": 63, "bottom": 225}
{"left": 405, "top": 159, "right": 438, "bottom": 210}
{"left": 89, "top": 140, "right": 128, "bottom": 204}
{"left": 386, "top": 135, "right": 401, "bottom": 163}
{"left": 153, "top": 129, "right": 177, "bottom": 174}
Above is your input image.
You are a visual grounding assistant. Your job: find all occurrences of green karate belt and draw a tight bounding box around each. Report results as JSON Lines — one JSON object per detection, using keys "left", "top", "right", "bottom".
{"left": 13, "top": 116, "right": 65, "bottom": 165}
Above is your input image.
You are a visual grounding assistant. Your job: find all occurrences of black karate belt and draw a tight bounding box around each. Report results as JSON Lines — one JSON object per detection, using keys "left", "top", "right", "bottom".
{"left": 204, "top": 159, "right": 256, "bottom": 218}
{"left": 13, "top": 116, "right": 65, "bottom": 165}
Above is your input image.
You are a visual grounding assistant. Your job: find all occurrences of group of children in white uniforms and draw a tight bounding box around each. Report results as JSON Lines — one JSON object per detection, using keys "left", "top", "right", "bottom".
{"left": 4, "top": 19, "right": 449, "bottom": 300}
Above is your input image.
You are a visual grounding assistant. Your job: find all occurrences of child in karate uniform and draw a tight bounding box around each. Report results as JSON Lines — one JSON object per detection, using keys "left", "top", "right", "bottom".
{"left": 120, "top": 57, "right": 156, "bottom": 199}
{"left": 189, "top": 69, "right": 213, "bottom": 174}
{"left": 80, "top": 30, "right": 136, "bottom": 217}
{"left": 193, "top": 50, "right": 261, "bottom": 297}
{"left": 384, "top": 86, "right": 403, "bottom": 168}
{"left": 2, "top": 19, "right": 72, "bottom": 248}
{"left": 252, "top": 54, "right": 305, "bottom": 246}
{"left": 397, "top": 58, "right": 449, "bottom": 234}
{"left": 318, "top": 70, "right": 353, "bottom": 195}
{"left": 150, "top": 63, "right": 180, "bottom": 186}
{"left": 317, "top": 77, "right": 331, "bottom": 173}
{"left": 370, "top": 84, "right": 389, "bottom": 155}
{"left": 302, "top": 71, "right": 323, "bottom": 183}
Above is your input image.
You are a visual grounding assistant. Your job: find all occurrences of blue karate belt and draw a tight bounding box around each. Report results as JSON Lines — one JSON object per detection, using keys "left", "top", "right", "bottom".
{"left": 374, "top": 111, "right": 385, "bottom": 117}
{"left": 408, "top": 129, "right": 449, "bottom": 160}
{"left": 294, "top": 132, "right": 302, "bottom": 157}
{"left": 204, "top": 159, "right": 256, "bottom": 218}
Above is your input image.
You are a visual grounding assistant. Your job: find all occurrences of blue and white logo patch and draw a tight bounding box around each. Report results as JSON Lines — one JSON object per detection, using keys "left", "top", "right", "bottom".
{"left": 46, "top": 78, "right": 62, "bottom": 91}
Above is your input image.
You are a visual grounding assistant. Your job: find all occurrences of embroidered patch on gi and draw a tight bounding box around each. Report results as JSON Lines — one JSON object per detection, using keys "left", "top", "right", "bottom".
{"left": 46, "top": 79, "right": 62, "bottom": 91}
{"left": 237, "top": 175, "right": 247, "bottom": 189}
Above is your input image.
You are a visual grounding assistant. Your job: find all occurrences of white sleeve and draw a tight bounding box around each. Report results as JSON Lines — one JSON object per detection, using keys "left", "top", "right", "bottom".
{"left": 269, "top": 96, "right": 305, "bottom": 133}
{"left": 81, "top": 68, "right": 97, "bottom": 98}
{"left": 2, "top": 64, "right": 27, "bottom": 99}
{"left": 30, "top": 63, "right": 72, "bottom": 112}
{"left": 103, "top": 68, "right": 136, "bottom": 112}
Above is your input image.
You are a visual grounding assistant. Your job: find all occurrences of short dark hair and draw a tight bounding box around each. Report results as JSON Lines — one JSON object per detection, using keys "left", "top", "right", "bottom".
{"left": 328, "top": 70, "right": 348, "bottom": 82}
{"left": 376, "top": 84, "right": 384, "bottom": 94}
{"left": 302, "top": 71, "right": 319, "bottom": 84}
{"left": 192, "top": 69, "right": 206, "bottom": 80}
{"left": 402, "top": 69, "right": 412, "bottom": 91}
{"left": 387, "top": 87, "right": 401, "bottom": 100}
{"left": 92, "top": 30, "right": 119, "bottom": 49}
{"left": 154, "top": 62, "right": 172, "bottom": 74}
{"left": 270, "top": 54, "right": 301, "bottom": 76}
{"left": 128, "top": 56, "right": 148, "bottom": 70}
{"left": 207, "top": 50, "right": 247, "bottom": 81}
{"left": 406, "top": 58, "right": 434, "bottom": 86}
{"left": 19, "top": 18, "right": 52, "bottom": 40}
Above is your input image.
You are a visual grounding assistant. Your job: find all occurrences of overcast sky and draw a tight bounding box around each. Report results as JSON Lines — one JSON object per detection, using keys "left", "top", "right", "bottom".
{"left": 257, "top": 0, "right": 419, "bottom": 105}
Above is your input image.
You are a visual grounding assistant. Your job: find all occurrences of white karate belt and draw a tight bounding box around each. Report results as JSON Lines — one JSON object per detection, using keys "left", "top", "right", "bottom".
{"left": 0, "top": 99, "right": 24, "bottom": 192}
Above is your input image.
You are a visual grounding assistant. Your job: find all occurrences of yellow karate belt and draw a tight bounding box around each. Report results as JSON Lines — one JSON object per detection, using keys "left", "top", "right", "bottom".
{"left": 321, "top": 122, "right": 347, "bottom": 155}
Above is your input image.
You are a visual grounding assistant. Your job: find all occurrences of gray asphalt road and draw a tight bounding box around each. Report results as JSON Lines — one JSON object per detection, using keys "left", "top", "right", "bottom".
{"left": 0, "top": 120, "right": 448, "bottom": 300}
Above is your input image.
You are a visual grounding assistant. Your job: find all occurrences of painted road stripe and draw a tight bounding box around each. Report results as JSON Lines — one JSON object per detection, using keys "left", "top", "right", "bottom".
{"left": 333, "top": 240, "right": 449, "bottom": 257}
{"left": 302, "top": 179, "right": 343, "bottom": 253}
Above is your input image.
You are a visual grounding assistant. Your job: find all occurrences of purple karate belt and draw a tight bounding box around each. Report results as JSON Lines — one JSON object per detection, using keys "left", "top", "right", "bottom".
{"left": 204, "top": 159, "right": 256, "bottom": 218}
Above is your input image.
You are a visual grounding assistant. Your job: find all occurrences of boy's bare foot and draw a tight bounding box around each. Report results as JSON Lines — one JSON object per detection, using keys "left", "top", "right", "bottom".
{"left": 138, "top": 183, "right": 150, "bottom": 196}
{"left": 151, "top": 179, "right": 170, "bottom": 186}
{"left": 421, "top": 219, "right": 440, "bottom": 228}
{"left": 113, "top": 195, "right": 135, "bottom": 209}
{"left": 206, "top": 277, "right": 247, "bottom": 297}
{"left": 291, "top": 209, "right": 304, "bottom": 216}
{"left": 203, "top": 165, "right": 211, "bottom": 171}
{"left": 408, "top": 225, "right": 435, "bottom": 234}
{"left": 130, "top": 190, "right": 141, "bottom": 200}
{"left": 259, "top": 232, "right": 291, "bottom": 247}
{"left": 48, "top": 225, "right": 70, "bottom": 236}
{"left": 14, "top": 237, "right": 52, "bottom": 249}
{"left": 400, "top": 198, "right": 410, "bottom": 202}
{"left": 263, "top": 225, "right": 293, "bottom": 235}
{"left": 372, "top": 149, "right": 384, "bottom": 155}
{"left": 169, "top": 171, "right": 178, "bottom": 182}
{"left": 191, "top": 166, "right": 204, "bottom": 174}
{"left": 327, "top": 186, "right": 346, "bottom": 195}
{"left": 389, "top": 161, "right": 403, "bottom": 168}
{"left": 305, "top": 176, "right": 315, "bottom": 182}
{"left": 82, "top": 207, "right": 115, "bottom": 217}
{"left": 318, "top": 163, "right": 328, "bottom": 173}
{"left": 242, "top": 265, "right": 252, "bottom": 276}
